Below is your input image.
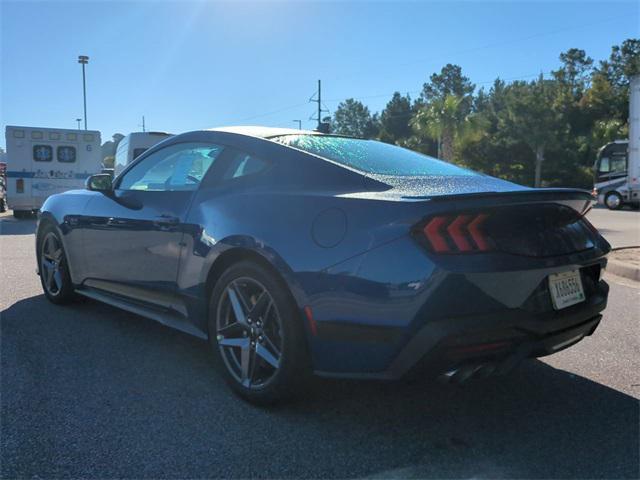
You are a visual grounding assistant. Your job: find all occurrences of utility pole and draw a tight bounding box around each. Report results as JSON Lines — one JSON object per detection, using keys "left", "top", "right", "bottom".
{"left": 317, "top": 80, "right": 321, "bottom": 130}
{"left": 78, "top": 55, "right": 89, "bottom": 130}
{"left": 292, "top": 120, "right": 302, "bottom": 130}
{"left": 309, "top": 79, "right": 329, "bottom": 131}
{"left": 76, "top": 118, "right": 82, "bottom": 130}
{"left": 141, "top": 115, "right": 146, "bottom": 132}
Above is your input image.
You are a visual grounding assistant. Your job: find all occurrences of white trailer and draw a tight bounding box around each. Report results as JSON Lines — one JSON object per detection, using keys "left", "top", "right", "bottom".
{"left": 593, "top": 75, "right": 640, "bottom": 209}
{"left": 113, "top": 131, "right": 172, "bottom": 176}
{"left": 5, "top": 126, "right": 102, "bottom": 218}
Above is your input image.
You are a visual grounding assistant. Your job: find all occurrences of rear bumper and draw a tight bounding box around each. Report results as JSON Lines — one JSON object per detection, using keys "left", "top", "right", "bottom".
{"left": 388, "top": 284, "right": 607, "bottom": 382}
{"left": 314, "top": 279, "right": 608, "bottom": 380}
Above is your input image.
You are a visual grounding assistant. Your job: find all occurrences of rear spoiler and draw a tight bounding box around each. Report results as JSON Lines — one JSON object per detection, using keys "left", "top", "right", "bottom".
{"left": 405, "top": 188, "right": 595, "bottom": 216}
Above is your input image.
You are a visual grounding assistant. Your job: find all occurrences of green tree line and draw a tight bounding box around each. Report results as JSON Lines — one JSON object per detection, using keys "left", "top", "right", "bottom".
{"left": 330, "top": 39, "right": 640, "bottom": 188}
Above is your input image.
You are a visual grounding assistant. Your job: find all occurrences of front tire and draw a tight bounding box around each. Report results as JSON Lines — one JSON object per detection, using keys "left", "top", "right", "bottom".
{"left": 208, "top": 261, "right": 310, "bottom": 405}
{"left": 37, "top": 226, "right": 75, "bottom": 304}
{"left": 605, "top": 191, "right": 623, "bottom": 210}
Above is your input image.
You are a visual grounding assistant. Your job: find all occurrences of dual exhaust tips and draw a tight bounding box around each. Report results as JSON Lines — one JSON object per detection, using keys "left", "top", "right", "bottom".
{"left": 438, "top": 362, "right": 501, "bottom": 384}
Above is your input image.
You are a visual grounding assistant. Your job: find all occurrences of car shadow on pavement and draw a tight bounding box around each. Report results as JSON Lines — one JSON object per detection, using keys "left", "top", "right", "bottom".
{"left": 0, "top": 217, "right": 36, "bottom": 236}
{"left": 2, "top": 294, "right": 638, "bottom": 479}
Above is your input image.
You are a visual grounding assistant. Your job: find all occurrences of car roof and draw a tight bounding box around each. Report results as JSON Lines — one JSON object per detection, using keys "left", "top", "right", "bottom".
{"left": 206, "top": 125, "right": 322, "bottom": 139}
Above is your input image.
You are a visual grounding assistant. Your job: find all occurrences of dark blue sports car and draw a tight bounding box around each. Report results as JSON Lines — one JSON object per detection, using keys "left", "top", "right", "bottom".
{"left": 36, "top": 126, "right": 610, "bottom": 403}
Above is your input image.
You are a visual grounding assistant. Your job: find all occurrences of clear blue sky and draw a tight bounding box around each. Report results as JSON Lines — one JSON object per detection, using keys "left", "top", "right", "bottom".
{"left": 1, "top": 1, "right": 638, "bottom": 147}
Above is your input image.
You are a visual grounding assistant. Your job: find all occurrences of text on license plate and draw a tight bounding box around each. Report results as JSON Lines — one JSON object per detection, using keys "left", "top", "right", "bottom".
{"left": 548, "top": 270, "right": 585, "bottom": 310}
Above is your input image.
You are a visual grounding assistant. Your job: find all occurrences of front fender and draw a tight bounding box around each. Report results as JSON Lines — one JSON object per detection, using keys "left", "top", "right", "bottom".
{"left": 37, "top": 191, "right": 94, "bottom": 284}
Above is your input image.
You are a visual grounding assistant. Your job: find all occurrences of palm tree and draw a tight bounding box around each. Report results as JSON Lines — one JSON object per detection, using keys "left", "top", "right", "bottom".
{"left": 411, "top": 94, "right": 483, "bottom": 162}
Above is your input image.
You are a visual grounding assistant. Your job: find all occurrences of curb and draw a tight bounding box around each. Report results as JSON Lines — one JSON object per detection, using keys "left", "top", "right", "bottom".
{"left": 607, "top": 247, "right": 640, "bottom": 282}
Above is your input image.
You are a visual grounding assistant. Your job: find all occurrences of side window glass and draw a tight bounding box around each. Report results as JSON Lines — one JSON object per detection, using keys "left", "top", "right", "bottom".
{"left": 114, "top": 139, "right": 129, "bottom": 176}
{"left": 610, "top": 154, "right": 626, "bottom": 174}
{"left": 598, "top": 157, "right": 610, "bottom": 173}
{"left": 118, "top": 143, "right": 223, "bottom": 192}
{"left": 57, "top": 146, "right": 76, "bottom": 163}
{"left": 222, "top": 151, "right": 269, "bottom": 180}
{"left": 132, "top": 148, "right": 147, "bottom": 159}
{"left": 33, "top": 145, "right": 53, "bottom": 162}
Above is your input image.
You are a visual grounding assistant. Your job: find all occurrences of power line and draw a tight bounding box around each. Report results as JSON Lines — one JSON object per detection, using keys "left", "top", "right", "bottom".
{"left": 322, "top": 71, "right": 551, "bottom": 105}
{"left": 328, "top": 15, "right": 626, "bottom": 83}
{"left": 233, "top": 101, "right": 309, "bottom": 123}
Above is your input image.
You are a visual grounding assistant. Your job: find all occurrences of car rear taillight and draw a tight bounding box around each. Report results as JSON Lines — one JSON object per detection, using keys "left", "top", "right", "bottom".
{"left": 420, "top": 213, "right": 493, "bottom": 254}
{"left": 16, "top": 178, "right": 24, "bottom": 193}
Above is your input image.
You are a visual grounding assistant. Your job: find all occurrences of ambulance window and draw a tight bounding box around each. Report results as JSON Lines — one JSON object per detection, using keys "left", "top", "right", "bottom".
{"left": 33, "top": 145, "right": 53, "bottom": 162}
{"left": 83, "top": 134, "right": 94, "bottom": 142}
{"left": 66, "top": 133, "right": 77, "bottom": 141}
{"left": 31, "top": 131, "right": 43, "bottom": 140}
{"left": 57, "top": 146, "right": 76, "bottom": 163}
{"left": 49, "top": 132, "right": 60, "bottom": 140}
{"left": 13, "top": 130, "right": 24, "bottom": 138}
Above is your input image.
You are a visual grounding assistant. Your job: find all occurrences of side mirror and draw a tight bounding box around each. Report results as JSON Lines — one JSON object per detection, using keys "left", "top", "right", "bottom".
{"left": 86, "top": 173, "right": 113, "bottom": 192}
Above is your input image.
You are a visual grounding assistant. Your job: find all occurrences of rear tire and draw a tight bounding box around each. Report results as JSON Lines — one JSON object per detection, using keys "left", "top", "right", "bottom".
{"left": 604, "top": 192, "right": 623, "bottom": 210}
{"left": 208, "top": 261, "right": 310, "bottom": 405}
{"left": 37, "top": 225, "right": 75, "bottom": 304}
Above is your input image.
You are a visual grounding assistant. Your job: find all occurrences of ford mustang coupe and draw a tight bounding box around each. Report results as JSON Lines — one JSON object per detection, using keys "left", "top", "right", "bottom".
{"left": 36, "top": 126, "right": 610, "bottom": 403}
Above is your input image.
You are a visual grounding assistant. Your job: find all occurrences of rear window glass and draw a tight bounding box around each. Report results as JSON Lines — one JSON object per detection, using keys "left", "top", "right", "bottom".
{"left": 223, "top": 151, "right": 269, "bottom": 180}
{"left": 271, "top": 135, "right": 479, "bottom": 177}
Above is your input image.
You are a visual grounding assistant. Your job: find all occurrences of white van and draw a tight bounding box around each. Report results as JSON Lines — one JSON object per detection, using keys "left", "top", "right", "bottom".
{"left": 5, "top": 126, "right": 102, "bottom": 218}
{"left": 114, "top": 131, "right": 172, "bottom": 176}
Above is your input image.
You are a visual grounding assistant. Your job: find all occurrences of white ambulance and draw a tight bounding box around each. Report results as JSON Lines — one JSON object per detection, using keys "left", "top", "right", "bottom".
{"left": 4, "top": 126, "right": 102, "bottom": 218}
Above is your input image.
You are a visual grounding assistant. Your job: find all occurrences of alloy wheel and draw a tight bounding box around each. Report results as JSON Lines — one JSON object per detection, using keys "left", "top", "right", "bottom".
{"left": 606, "top": 193, "right": 621, "bottom": 209}
{"left": 41, "top": 232, "right": 64, "bottom": 296}
{"left": 216, "top": 277, "right": 283, "bottom": 389}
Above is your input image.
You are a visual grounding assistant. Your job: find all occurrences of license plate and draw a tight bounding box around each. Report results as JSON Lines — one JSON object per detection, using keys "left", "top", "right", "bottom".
{"left": 548, "top": 270, "right": 585, "bottom": 310}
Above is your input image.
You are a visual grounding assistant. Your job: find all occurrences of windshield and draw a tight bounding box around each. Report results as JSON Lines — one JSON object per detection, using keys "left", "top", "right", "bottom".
{"left": 272, "top": 135, "right": 478, "bottom": 177}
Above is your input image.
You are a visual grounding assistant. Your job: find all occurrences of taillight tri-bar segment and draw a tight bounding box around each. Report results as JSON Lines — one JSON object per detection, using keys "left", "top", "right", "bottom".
{"left": 421, "top": 213, "right": 493, "bottom": 253}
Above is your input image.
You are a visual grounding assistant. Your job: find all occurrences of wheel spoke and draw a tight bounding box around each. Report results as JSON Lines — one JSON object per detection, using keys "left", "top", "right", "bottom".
{"left": 41, "top": 258, "right": 54, "bottom": 272}
{"left": 255, "top": 343, "right": 280, "bottom": 369}
{"left": 232, "top": 281, "right": 252, "bottom": 312}
{"left": 262, "top": 333, "right": 281, "bottom": 358}
{"left": 240, "top": 342, "right": 253, "bottom": 386}
{"left": 45, "top": 265, "right": 55, "bottom": 290}
{"left": 53, "top": 271, "right": 63, "bottom": 291}
{"left": 260, "top": 300, "right": 274, "bottom": 328}
{"left": 227, "top": 286, "right": 248, "bottom": 327}
{"left": 45, "top": 236, "right": 56, "bottom": 257}
{"left": 218, "top": 337, "right": 249, "bottom": 348}
{"left": 217, "top": 322, "right": 243, "bottom": 337}
{"left": 249, "top": 291, "right": 269, "bottom": 318}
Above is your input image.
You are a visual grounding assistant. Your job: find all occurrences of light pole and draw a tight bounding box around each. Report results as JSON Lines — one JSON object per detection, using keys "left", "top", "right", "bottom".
{"left": 78, "top": 55, "right": 89, "bottom": 130}
{"left": 292, "top": 120, "right": 302, "bottom": 130}
{"left": 76, "top": 118, "right": 82, "bottom": 130}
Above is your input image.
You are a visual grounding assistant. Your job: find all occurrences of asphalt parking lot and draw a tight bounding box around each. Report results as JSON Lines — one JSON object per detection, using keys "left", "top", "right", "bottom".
{"left": 1, "top": 211, "right": 638, "bottom": 479}
{"left": 587, "top": 206, "right": 640, "bottom": 248}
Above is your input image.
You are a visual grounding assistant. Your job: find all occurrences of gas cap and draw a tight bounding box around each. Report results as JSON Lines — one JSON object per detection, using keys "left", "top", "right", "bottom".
{"left": 311, "top": 207, "right": 347, "bottom": 248}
